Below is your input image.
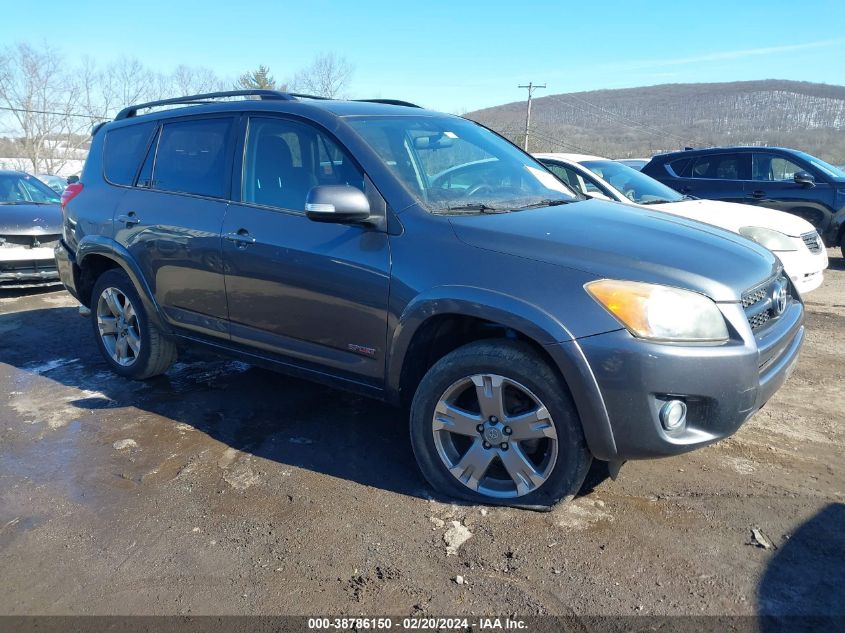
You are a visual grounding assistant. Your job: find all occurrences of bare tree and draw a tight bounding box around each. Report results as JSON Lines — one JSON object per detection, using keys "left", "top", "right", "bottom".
{"left": 0, "top": 42, "right": 95, "bottom": 174}
{"left": 289, "top": 53, "right": 354, "bottom": 98}
{"left": 171, "top": 65, "right": 226, "bottom": 96}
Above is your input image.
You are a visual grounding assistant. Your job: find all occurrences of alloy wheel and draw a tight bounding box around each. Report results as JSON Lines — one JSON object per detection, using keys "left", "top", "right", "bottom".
{"left": 432, "top": 374, "right": 558, "bottom": 498}
{"left": 96, "top": 287, "right": 141, "bottom": 367}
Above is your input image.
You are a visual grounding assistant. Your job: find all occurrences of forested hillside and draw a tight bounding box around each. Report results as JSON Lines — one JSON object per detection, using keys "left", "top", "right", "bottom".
{"left": 467, "top": 80, "right": 845, "bottom": 163}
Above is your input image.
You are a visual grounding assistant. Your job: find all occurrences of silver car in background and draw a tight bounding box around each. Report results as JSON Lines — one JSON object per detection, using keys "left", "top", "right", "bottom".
{"left": 0, "top": 171, "right": 63, "bottom": 289}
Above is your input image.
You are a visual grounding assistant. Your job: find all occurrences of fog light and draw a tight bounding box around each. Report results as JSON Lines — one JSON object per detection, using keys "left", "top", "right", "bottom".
{"left": 660, "top": 399, "right": 687, "bottom": 431}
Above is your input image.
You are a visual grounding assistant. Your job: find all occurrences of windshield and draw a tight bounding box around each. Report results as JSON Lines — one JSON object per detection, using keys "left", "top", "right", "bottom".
{"left": 580, "top": 160, "right": 684, "bottom": 204}
{"left": 347, "top": 116, "right": 578, "bottom": 213}
{"left": 793, "top": 151, "right": 845, "bottom": 181}
{"left": 0, "top": 173, "right": 61, "bottom": 204}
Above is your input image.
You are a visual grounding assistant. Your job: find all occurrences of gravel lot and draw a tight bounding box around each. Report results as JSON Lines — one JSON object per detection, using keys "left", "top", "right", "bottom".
{"left": 1, "top": 250, "right": 843, "bottom": 618}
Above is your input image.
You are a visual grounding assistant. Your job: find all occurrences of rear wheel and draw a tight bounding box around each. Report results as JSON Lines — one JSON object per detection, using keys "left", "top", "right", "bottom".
{"left": 410, "top": 340, "right": 592, "bottom": 506}
{"left": 91, "top": 269, "right": 176, "bottom": 379}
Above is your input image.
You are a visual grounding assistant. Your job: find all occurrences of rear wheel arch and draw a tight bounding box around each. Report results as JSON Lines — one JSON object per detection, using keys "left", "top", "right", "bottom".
{"left": 75, "top": 238, "right": 169, "bottom": 333}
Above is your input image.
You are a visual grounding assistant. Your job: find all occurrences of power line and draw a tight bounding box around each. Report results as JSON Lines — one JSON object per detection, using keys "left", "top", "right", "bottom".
{"left": 561, "top": 91, "right": 694, "bottom": 146}
{"left": 0, "top": 105, "right": 106, "bottom": 121}
{"left": 518, "top": 82, "right": 546, "bottom": 151}
{"left": 542, "top": 93, "right": 692, "bottom": 148}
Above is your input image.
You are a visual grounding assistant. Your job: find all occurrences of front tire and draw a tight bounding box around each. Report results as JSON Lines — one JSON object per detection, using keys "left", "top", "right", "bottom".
{"left": 410, "top": 340, "right": 592, "bottom": 506}
{"left": 90, "top": 269, "right": 177, "bottom": 379}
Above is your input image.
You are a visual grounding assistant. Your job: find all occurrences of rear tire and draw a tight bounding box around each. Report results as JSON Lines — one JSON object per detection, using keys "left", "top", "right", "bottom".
{"left": 410, "top": 339, "right": 592, "bottom": 506}
{"left": 90, "top": 269, "right": 177, "bottom": 379}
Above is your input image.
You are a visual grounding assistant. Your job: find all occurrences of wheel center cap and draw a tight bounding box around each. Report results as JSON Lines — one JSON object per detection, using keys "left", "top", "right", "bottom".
{"left": 484, "top": 427, "right": 502, "bottom": 443}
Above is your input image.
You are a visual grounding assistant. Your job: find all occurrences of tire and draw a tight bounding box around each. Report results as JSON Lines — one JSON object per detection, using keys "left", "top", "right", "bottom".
{"left": 90, "top": 268, "right": 177, "bottom": 379}
{"left": 410, "top": 339, "right": 592, "bottom": 506}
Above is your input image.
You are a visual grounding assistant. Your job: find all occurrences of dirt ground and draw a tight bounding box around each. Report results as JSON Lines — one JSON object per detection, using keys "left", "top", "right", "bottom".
{"left": 1, "top": 251, "right": 843, "bottom": 618}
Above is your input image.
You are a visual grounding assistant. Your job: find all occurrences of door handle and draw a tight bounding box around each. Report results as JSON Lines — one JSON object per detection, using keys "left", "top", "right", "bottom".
{"left": 224, "top": 229, "right": 256, "bottom": 246}
{"left": 117, "top": 212, "right": 140, "bottom": 225}
{"left": 747, "top": 190, "right": 766, "bottom": 199}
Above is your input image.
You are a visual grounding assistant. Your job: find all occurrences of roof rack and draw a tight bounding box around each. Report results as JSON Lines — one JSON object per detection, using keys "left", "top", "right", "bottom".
{"left": 354, "top": 99, "right": 421, "bottom": 108}
{"left": 114, "top": 90, "right": 293, "bottom": 120}
{"left": 113, "top": 90, "right": 422, "bottom": 121}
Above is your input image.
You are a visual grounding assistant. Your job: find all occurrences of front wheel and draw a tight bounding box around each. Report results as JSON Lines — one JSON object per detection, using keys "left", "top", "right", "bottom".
{"left": 410, "top": 340, "right": 592, "bottom": 506}
{"left": 90, "top": 268, "right": 177, "bottom": 379}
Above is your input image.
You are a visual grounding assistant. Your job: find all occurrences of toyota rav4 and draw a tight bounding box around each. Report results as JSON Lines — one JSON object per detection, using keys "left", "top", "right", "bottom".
{"left": 55, "top": 91, "right": 804, "bottom": 506}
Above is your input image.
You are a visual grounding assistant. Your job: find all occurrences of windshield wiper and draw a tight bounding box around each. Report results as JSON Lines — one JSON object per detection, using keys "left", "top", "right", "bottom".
{"left": 444, "top": 203, "right": 506, "bottom": 214}
{"left": 638, "top": 199, "right": 674, "bottom": 205}
{"left": 512, "top": 199, "right": 573, "bottom": 210}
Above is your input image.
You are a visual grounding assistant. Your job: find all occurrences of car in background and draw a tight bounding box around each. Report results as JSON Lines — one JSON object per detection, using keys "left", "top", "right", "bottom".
{"left": 536, "top": 153, "right": 828, "bottom": 295}
{"left": 641, "top": 147, "right": 845, "bottom": 256}
{"left": 0, "top": 170, "right": 63, "bottom": 289}
{"left": 34, "top": 174, "right": 68, "bottom": 194}
{"left": 617, "top": 158, "right": 648, "bottom": 171}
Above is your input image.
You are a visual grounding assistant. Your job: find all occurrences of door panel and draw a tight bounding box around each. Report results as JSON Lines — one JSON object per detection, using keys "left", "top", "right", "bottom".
{"left": 678, "top": 152, "right": 750, "bottom": 203}
{"left": 222, "top": 115, "right": 390, "bottom": 383}
{"left": 745, "top": 153, "right": 836, "bottom": 235}
{"left": 115, "top": 189, "right": 230, "bottom": 338}
{"left": 112, "top": 115, "right": 236, "bottom": 339}
{"left": 222, "top": 206, "right": 390, "bottom": 380}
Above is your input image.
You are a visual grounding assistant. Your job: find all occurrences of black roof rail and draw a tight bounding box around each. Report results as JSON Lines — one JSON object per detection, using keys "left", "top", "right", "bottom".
{"left": 287, "top": 92, "right": 331, "bottom": 101}
{"left": 114, "top": 89, "right": 293, "bottom": 120}
{"left": 355, "top": 98, "right": 421, "bottom": 108}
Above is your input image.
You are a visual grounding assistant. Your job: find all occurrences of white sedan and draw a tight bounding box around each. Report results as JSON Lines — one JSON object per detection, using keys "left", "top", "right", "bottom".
{"left": 535, "top": 153, "right": 829, "bottom": 295}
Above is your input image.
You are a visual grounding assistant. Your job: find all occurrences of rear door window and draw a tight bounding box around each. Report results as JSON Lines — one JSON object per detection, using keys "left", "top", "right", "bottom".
{"left": 152, "top": 117, "right": 234, "bottom": 198}
{"left": 103, "top": 122, "right": 156, "bottom": 186}
{"left": 688, "top": 153, "right": 750, "bottom": 180}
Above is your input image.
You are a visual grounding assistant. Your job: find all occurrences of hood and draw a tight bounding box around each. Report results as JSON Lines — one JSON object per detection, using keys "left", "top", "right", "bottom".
{"left": 647, "top": 199, "right": 816, "bottom": 237}
{"left": 449, "top": 199, "right": 778, "bottom": 302}
{"left": 0, "top": 203, "right": 63, "bottom": 236}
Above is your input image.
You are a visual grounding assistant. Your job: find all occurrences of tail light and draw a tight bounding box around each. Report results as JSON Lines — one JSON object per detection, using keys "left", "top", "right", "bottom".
{"left": 61, "top": 182, "right": 84, "bottom": 210}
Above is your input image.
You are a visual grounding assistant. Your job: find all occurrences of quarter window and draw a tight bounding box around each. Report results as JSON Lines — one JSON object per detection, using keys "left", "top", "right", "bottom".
{"left": 103, "top": 122, "right": 156, "bottom": 186}
{"left": 752, "top": 154, "right": 804, "bottom": 181}
{"left": 242, "top": 117, "right": 364, "bottom": 212}
{"left": 152, "top": 118, "right": 233, "bottom": 198}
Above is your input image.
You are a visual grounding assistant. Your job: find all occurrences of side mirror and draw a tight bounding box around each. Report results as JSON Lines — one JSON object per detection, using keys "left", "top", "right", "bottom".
{"left": 66, "top": 175, "right": 79, "bottom": 185}
{"left": 794, "top": 171, "right": 815, "bottom": 187}
{"left": 305, "top": 185, "right": 371, "bottom": 224}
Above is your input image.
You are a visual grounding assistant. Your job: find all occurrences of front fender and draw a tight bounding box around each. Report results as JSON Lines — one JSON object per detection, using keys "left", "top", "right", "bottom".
{"left": 77, "top": 236, "right": 171, "bottom": 334}
{"left": 386, "top": 285, "right": 576, "bottom": 399}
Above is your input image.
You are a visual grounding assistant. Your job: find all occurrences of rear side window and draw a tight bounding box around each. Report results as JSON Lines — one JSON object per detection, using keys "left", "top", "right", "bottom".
{"left": 153, "top": 118, "right": 233, "bottom": 198}
{"left": 688, "top": 153, "right": 749, "bottom": 180}
{"left": 103, "top": 122, "right": 156, "bottom": 185}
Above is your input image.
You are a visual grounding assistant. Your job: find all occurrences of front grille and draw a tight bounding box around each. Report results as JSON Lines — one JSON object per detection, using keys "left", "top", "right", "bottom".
{"left": 800, "top": 231, "right": 822, "bottom": 254}
{"left": 742, "top": 274, "right": 791, "bottom": 333}
{"left": 0, "top": 259, "right": 58, "bottom": 273}
{"left": 742, "top": 287, "right": 767, "bottom": 309}
{"left": 0, "top": 234, "right": 60, "bottom": 250}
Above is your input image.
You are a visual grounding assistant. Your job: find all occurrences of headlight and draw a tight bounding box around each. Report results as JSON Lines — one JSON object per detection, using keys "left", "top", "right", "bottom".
{"left": 739, "top": 226, "right": 797, "bottom": 252}
{"left": 586, "top": 280, "right": 729, "bottom": 342}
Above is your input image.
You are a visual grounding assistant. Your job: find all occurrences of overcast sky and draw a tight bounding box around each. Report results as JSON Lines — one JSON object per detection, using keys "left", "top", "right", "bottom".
{"left": 5, "top": 0, "right": 844, "bottom": 112}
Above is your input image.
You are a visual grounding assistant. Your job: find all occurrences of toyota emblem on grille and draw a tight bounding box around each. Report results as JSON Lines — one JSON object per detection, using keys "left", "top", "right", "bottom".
{"left": 771, "top": 280, "right": 787, "bottom": 316}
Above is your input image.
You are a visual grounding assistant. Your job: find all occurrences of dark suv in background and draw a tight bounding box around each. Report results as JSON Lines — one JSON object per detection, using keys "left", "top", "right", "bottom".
{"left": 642, "top": 146, "right": 845, "bottom": 255}
{"left": 55, "top": 91, "right": 804, "bottom": 507}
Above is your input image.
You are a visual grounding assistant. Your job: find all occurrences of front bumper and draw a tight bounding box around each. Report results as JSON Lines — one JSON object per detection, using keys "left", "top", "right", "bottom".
{"left": 566, "top": 297, "right": 804, "bottom": 461}
{"left": 0, "top": 246, "right": 61, "bottom": 289}
{"left": 778, "top": 247, "right": 828, "bottom": 296}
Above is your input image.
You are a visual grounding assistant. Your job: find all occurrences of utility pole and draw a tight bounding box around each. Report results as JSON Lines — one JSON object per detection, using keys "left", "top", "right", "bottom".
{"left": 518, "top": 82, "right": 546, "bottom": 151}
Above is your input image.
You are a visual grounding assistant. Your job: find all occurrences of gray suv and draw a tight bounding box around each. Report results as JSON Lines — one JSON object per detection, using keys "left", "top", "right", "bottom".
{"left": 55, "top": 90, "right": 804, "bottom": 506}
